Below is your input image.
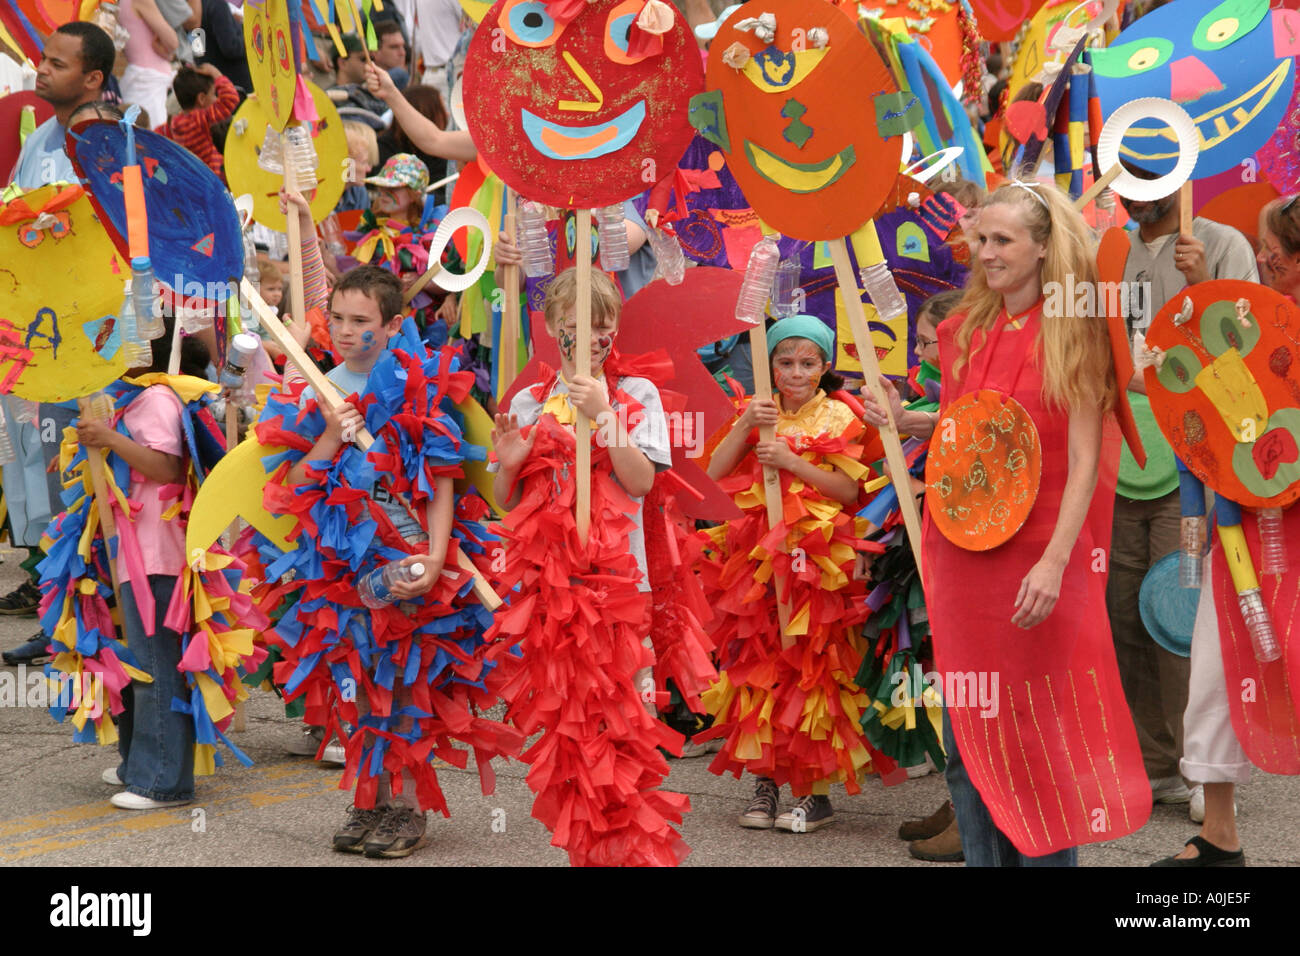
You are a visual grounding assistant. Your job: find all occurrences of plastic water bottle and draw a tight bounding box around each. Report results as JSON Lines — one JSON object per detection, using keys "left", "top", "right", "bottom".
{"left": 648, "top": 226, "right": 686, "bottom": 285}
{"left": 735, "top": 236, "right": 781, "bottom": 324}
{"left": 1238, "top": 589, "right": 1281, "bottom": 662}
{"left": 320, "top": 213, "right": 347, "bottom": 257}
{"left": 357, "top": 560, "right": 426, "bottom": 608}
{"left": 117, "top": 292, "right": 154, "bottom": 369}
{"left": 1179, "top": 515, "right": 1207, "bottom": 588}
{"left": 0, "top": 404, "right": 17, "bottom": 466}
{"left": 859, "top": 261, "right": 908, "bottom": 322}
{"left": 596, "top": 204, "right": 630, "bottom": 272}
{"left": 131, "top": 257, "right": 165, "bottom": 340}
{"left": 771, "top": 258, "right": 803, "bottom": 318}
{"left": 220, "top": 332, "right": 262, "bottom": 390}
{"left": 1256, "top": 508, "right": 1288, "bottom": 574}
{"left": 516, "top": 200, "right": 554, "bottom": 278}
{"left": 11, "top": 398, "right": 38, "bottom": 425}
{"left": 283, "top": 124, "right": 319, "bottom": 190}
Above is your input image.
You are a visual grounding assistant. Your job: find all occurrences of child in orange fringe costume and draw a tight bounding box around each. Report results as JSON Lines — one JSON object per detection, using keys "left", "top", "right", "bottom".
{"left": 485, "top": 266, "right": 691, "bottom": 866}
{"left": 695, "top": 314, "right": 879, "bottom": 832}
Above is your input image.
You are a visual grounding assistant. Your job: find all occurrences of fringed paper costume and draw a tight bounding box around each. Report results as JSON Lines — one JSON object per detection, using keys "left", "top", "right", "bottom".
{"left": 250, "top": 327, "right": 522, "bottom": 814}
{"left": 485, "top": 363, "right": 691, "bottom": 867}
{"left": 37, "top": 375, "right": 269, "bottom": 773}
{"left": 924, "top": 305, "right": 1151, "bottom": 856}
{"left": 695, "top": 390, "right": 884, "bottom": 795}
{"left": 856, "top": 360, "right": 945, "bottom": 773}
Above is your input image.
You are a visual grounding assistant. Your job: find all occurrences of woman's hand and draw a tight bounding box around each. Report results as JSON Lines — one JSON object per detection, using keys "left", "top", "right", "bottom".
{"left": 1011, "top": 556, "right": 1065, "bottom": 628}
{"left": 860, "top": 375, "right": 905, "bottom": 430}
{"left": 389, "top": 553, "right": 443, "bottom": 599}
{"left": 755, "top": 439, "right": 799, "bottom": 472}
{"left": 491, "top": 413, "right": 536, "bottom": 472}
{"left": 364, "top": 63, "right": 398, "bottom": 102}
{"left": 738, "top": 397, "right": 778, "bottom": 431}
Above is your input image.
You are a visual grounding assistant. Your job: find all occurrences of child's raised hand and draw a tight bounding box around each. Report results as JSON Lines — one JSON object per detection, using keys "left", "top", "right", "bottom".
{"left": 755, "top": 439, "right": 799, "bottom": 472}
{"left": 76, "top": 420, "right": 117, "bottom": 450}
{"left": 321, "top": 398, "right": 364, "bottom": 444}
{"left": 389, "top": 553, "right": 443, "bottom": 599}
{"left": 566, "top": 375, "right": 611, "bottom": 419}
{"left": 738, "top": 398, "right": 779, "bottom": 431}
{"left": 492, "top": 413, "right": 535, "bottom": 472}
{"left": 277, "top": 187, "right": 313, "bottom": 225}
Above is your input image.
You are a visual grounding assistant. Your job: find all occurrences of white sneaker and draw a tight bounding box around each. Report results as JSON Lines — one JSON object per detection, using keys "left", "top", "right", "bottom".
{"left": 1150, "top": 775, "right": 1192, "bottom": 804}
{"left": 101, "top": 767, "right": 122, "bottom": 786}
{"left": 110, "top": 791, "right": 192, "bottom": 810}
{"left": 321, "top": 743, "right": 346, "bottom": 765}
{"left": 1188, "top": 784, "right": 1237, "bottom": 823}
{"left": 906, "top": 754, "right": 938, "bottom": 778}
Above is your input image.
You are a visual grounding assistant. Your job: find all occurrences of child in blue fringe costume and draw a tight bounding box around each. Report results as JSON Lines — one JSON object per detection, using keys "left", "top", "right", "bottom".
{"left": 252, "top": 191, "right": 521, "bottom": 859}
{"left": 858, "top": 289, "right": 963, "bottom": 860}
{"left": 37, "top": 329, "right": 269, "bottom": 810}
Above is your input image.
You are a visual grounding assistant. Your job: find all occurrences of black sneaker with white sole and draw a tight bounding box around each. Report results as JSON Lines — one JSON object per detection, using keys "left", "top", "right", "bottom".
{"left": 775, "top": 794, "right": 834, "bottom": 832}
{"left": 738, "top": 777, "right": 780, "bottom": 829}
{"left": 3, "top": 632, "right": 51, "bottom": 666}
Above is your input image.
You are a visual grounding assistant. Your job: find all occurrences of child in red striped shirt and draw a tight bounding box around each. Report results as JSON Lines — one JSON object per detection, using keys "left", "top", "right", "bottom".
{"left": 154, "top": 64, "right": 239, "bottom": 179}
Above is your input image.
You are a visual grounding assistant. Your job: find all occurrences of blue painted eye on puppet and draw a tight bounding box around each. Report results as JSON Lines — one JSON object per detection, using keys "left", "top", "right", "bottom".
{"left": 1092, "top": 0, "right": 1300, "bottom": 178}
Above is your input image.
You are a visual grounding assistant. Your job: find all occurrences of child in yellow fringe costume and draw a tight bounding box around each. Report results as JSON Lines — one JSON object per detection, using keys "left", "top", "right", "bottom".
{"left": 695, "top": 315, "right": 880, "bottom": 832}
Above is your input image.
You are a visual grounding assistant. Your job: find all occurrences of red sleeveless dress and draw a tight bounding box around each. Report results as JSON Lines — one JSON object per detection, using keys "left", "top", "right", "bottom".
{"left": 924, "top": 303, "right": 1151, "bottom": 855}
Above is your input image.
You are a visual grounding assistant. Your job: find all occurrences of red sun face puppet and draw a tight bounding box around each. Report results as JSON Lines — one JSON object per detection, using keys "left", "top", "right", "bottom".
{"left": 690, "top": 0, "right": 900, "bottom": 241}
{"left": 463, "top": 0, "right": 704, "bottom": 209}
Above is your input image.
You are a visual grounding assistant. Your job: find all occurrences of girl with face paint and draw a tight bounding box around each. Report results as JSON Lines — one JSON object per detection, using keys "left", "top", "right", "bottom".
{"left": 698, "top": 315, "right": 879, "bottom": 833}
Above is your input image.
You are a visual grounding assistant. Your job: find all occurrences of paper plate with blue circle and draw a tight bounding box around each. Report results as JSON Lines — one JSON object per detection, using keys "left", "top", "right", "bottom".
{"left": 1139, "top": 551, "right": 1198, "bottom": 658}
{"left": 66, "top": 119, "right": 244, "bottom": 303}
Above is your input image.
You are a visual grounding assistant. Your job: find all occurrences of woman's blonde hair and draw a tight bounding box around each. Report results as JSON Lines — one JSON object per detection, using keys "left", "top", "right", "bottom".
{"left": 952, "top": 177, "right": 1116, "bottom": 413}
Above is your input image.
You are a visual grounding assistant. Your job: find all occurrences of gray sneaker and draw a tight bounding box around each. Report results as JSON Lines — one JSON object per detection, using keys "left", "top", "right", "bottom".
{"left": 738, "top": 777, "right": 780, "bottom": 829}
{"left": 331, "top": 805, "right": 384, "bottom": 853}
{"left": 363, "top": 806, "right": 429, "bottom": 859}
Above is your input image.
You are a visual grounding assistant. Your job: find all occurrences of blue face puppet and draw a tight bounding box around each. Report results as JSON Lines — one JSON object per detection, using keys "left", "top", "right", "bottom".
{"left": 1092, "top": 0, "right": 1300, "bottom": 178}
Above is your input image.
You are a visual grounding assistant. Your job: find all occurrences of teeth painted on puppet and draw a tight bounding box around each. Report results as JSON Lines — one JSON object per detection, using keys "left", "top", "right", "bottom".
{"left": 890, "top": 668, "right": 1000, "bottom": 718}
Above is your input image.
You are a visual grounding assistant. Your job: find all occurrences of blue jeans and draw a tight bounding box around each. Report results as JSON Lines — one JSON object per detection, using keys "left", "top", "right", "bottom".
{"left": 116, "top": 575, "right": 195, "bottom": 801}
{"left": 943, "top": 713, "right": 1077, "bottom": 867}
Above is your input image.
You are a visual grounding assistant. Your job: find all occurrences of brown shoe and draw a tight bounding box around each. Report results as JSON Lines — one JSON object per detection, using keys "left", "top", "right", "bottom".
{"left": 909, "top": 817, "right": 964, "bottom": 862}
{"left": 898, "top": 800, "right": 955, "bottom": 841}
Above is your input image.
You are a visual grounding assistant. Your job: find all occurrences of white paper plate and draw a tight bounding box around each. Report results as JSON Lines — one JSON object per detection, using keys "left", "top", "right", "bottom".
{"left": 1096, "top": 97, "right": 1198, "bottom": 201}
{"left": 903, "top": 147, "right": 965, "bottom": 184}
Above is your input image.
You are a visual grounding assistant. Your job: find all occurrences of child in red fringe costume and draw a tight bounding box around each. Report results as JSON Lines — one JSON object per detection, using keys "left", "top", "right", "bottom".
{"left": 486, "top": 267, "right": 692, "bottom": 866}
{"left": 696, "top": 314, "right": 876, "bottom": 832}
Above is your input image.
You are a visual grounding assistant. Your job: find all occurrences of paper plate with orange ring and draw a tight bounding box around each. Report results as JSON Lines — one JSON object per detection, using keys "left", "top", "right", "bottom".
{"left": 1143, "top": 280, "right": 1300, "bottom": 509}
{"left": 925, "top": 389, "right": 1042, "bottom": 551}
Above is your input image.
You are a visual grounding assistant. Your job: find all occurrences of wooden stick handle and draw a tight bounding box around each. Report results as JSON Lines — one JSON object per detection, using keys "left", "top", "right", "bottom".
{"left": 828, "top": 239, "right": 925, "bottom": 573}
{"left": 1179, "top": 181, "right": 1194, "bottom": 237}
{"left": 747, "top": 322, "right": 793, "bottom": 644}
{"left": 240, "top": 280, "right": 503, "bottom": 608}
{"left": 575, "top": 208, "right": 592, "bottom": 547}
{"left": 1072, "top": 163, "right": 1121, "bottom": 212}
{"left": 499, "top": 189, "right": 521, "bottom": 398}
